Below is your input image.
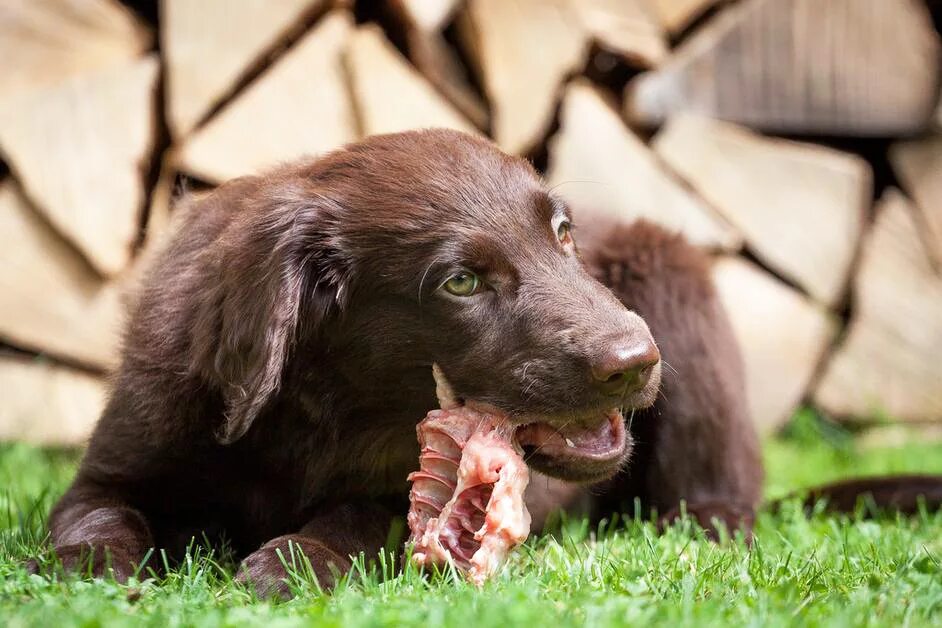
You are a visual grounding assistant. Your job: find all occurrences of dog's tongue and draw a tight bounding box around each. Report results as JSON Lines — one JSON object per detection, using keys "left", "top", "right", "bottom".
{"left": 515, "top": 411, "right": 624, "bottom": 458}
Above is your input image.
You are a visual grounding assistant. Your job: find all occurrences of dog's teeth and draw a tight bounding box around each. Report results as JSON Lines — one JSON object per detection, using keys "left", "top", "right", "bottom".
{"left": 565, "top": 438, "right": 575, "bottom": 448}
{"left": 432, "top": 363, "right": 460, "bottom": 410}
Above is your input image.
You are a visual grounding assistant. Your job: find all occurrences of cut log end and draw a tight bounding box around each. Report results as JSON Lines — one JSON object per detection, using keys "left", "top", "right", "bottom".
{"left": 626, "top": 0, "right": 941, "bottom": 135}
{"left": 546, "top": 82, "right": 740, "bottom": 251}
{"left": 654, "top": 114, "right": 871, "bottom": 307}
{"left": 713, "top": 256, "right": 837, "bottom": 434}
{"left": 0, "top": 356, "right": 106, "bottom": 445}
{"left": 815, "top": 189, "right": 942, "bottom": 422}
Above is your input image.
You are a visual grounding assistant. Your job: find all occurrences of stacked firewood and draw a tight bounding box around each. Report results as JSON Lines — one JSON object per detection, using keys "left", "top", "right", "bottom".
{"left": 1, "top": 0, "right": 940, "bottom": 444}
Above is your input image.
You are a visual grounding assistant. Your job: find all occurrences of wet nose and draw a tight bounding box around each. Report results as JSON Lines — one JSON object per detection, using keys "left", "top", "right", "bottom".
{"left": 590, "top": 335, "right": 660, "bottom": 395}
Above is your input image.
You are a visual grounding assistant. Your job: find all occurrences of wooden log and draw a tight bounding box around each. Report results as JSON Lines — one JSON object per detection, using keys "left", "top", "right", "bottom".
{"left": 0, "top": 55, "right": 159, "bottom": 277}
{"left": 545, "top": 82, "right": 739, "bottom": 249}
{"left": 460, "top": 0, "right": 587, "bottom": 155}
{"left": 144, "top": 153, "right": 178, "bottom": 250}
{"left": 132, "top": 152, "right": 184, "bottom": 291}
{"left": 386, "top": 0, "right": 487, "bottom": 128}
{"left": 568, "top": 0, "right": 667, "bottom": 67}
{"left": 179, "top": 11, "right": 356, "bottom": 183}
{"left": 713, "top": 256, "right": 837, "bottom": 435}
{"left": 653, "top": 115, "right": 871, "bottom": 307}
{"left": 815, "top": 189, "right": 942, "bottom": 422}
{"left": 392, "top": 0, "right": 462, "bottom": 32}
{"left": 889, "top": 136, "right": 942, "bottom": 269}
{"left": 857, "top": 423, "right": 942, "bottom": 450}
{"left": 345, "top": 25, "right": 477, "bottom": 137}
{"left": 406, "top": 29, "right": 489, "bottom": 130}
{"left": 626, "top": 0, "right": 941, "bottom": 135}
{"left": 648, "top": 0, "right": 720, "bottom": 34}
{"left": 161, "top": 0, "right": 326, "bottom": 138}
{"left": 0, "top": 0, "right": 150, "bottom": 100}
{"left": 0, "top": 356, "right": 105, "bottom": 445}
{"left": 0, "top": 181, "right": 122, "bottom": 371}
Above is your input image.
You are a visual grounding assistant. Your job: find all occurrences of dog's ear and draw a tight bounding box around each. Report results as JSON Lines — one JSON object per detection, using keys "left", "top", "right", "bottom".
{"left": 190, "top": 182, "right": 346, "bottom": 444}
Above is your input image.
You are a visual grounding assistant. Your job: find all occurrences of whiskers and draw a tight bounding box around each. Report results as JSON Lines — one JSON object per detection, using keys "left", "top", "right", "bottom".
{"left": 546, "top": 179, "right": 609, "bottom": 195}
{"left": 517, "top": 361, "right": 542, "bottom": 404}
{"left": 417, "top": 255, "right": 446, "bottom": 307}
{"left": 654, "top": 360, "right": 677, "bottom": 408}
{"left": 660, "top": 359, "right": 680, "bottom": 378}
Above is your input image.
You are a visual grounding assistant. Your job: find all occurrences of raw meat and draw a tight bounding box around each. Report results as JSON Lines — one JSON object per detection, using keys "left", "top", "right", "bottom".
{"left": 407, "top": 368, "right": 531, "bottom": 585}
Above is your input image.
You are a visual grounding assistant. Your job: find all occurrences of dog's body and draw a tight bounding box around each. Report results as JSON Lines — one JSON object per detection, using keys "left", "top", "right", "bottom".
{"left": 47, "top": 130, "right": 762, "bottom": 591}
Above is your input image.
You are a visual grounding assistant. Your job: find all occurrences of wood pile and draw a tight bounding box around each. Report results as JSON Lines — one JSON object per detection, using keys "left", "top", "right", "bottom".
{"left": 1, "top": 0, "right": 940, "bottom": 444}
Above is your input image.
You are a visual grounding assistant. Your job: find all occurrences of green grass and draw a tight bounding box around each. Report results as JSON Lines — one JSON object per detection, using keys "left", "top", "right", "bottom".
{"left": 3, "top": 415, "right": 942, "bottom": 627}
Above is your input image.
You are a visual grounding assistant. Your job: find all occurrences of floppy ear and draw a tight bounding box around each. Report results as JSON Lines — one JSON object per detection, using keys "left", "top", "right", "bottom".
{"left": 191, "top": 185, "right": 346, "bottom": 444}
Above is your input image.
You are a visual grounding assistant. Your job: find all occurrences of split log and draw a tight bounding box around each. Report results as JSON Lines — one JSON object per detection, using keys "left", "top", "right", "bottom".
{"left": 144, "top": 153, "right": 178, "bottom": 251}
{"left": 460, "top": 0, "right": 586, "bottom": 155}
{"left": 0, "top": 55, "right": 159, "bottom": 277}
{"left": 345, "top": 25, "right": 477, "bottom": 137}
{"left": 815, "top": 189, "right": 942, "bottom": 423}
{"left": 654, "top": 115, "right": 871, "bottom": 307}
{"left": 132, "top": 153, "right": 183, "bottom": 292}
{"left": 0, "top": 182, "right": 122, "bottom": 371}
{"left": 406, "top": 29, "right": 489, "bottom": 130}
{"left": 459, "top": 0, "right": 669, "bottom": 152}
{"left": 889, "top": 136, "right": 942, "bottom": 269}
{"left": 388, "top": 0, "right": 487, "bottom": 128}
{"left": 568, "top": 0, "right": 667, "bottom": 67}
{"left": 0, "top": 356, "right": 105, "bottom": 445}
{"left": 713, "top": 256, "right": 837, "bottom": 434}
{"left": 392, "top": 0, "right": 461, "bottom": 32}
{"left": 179, "top": 11, "right": 356, "bottom": 183}
{"left": 161, "top": 0, "right": 327, "bottom": 138}
{"left": 545, "top": 82, "right": 739, "bottom": 249}
{"left": 648, "top": 0, "right": 720, "bottom": 34}
{"left": 0, "top": 0, "right": 150, "bottom": 100}
{"left": 626, "top": 0, "right": 941, "bottom": 135}
{"left": 857, "top": 424, "right": 942, "bottom": 450}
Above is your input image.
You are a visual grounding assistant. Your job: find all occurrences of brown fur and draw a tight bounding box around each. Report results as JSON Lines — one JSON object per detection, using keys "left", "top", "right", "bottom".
{"left": 792, "top": 475, "right": 942, "bottom": 514}
{"left": 584, "top": 221, "right": 763, "bottom": 529}
{"left": 45, "top": 129, "right": 762, "bottom": 595}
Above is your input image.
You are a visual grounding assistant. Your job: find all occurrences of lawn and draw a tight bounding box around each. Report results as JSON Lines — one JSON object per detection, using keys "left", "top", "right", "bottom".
{"left": 2, "top": 415, "right": 942, "bottom": 627}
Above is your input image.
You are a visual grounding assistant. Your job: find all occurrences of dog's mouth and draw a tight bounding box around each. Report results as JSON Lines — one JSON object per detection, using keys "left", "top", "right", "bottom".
{"left": 513, "top": 410, "right": 628, "bottom": 482}
{"left": 432, "top": 364, "right": 631, "bottom": 483}
{"left": 515, "top": 410, "right": 625, "bottom": 460}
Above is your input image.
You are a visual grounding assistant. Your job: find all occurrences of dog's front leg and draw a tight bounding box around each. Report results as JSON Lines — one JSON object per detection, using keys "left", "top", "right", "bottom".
{"left": 237, "top": 502, "right": 395, "bottom": 597}
{"left": 43, "top": 480, "right": 154, "bottom": 582}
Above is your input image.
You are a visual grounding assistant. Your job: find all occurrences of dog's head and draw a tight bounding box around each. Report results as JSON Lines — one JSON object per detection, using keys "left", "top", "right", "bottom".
{"left": 192, "top": 129, "right": 660, "bottom": 482}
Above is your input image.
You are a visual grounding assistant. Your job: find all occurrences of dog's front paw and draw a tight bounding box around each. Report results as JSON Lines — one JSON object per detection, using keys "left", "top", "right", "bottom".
{"left": 236, "top": 534, "right": 351, "bottom": 598}
{"left": 36, "top": 543, "right": 140, "bottom": 582}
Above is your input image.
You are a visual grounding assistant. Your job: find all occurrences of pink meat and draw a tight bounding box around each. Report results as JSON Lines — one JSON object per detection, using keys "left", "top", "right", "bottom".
{"left": 407, "top": 399, "right": 531, "bottom": 585}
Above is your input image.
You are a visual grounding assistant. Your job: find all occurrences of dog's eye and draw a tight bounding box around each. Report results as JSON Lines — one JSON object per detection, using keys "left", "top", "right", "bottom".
{"left": 443, "top": 271, "right": 481, "bottom": 296}
{"left": 556, "top": 220, "right": 572, "bottom": 245}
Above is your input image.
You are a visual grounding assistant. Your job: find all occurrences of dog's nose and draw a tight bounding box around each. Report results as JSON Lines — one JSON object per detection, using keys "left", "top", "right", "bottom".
{"left": 590, "top": 336, "right": 660, "bottom": 395}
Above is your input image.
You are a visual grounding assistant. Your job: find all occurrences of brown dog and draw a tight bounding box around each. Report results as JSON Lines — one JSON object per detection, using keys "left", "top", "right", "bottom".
{"left": 45, "top": 130, "right": 762, "bottom": 594}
